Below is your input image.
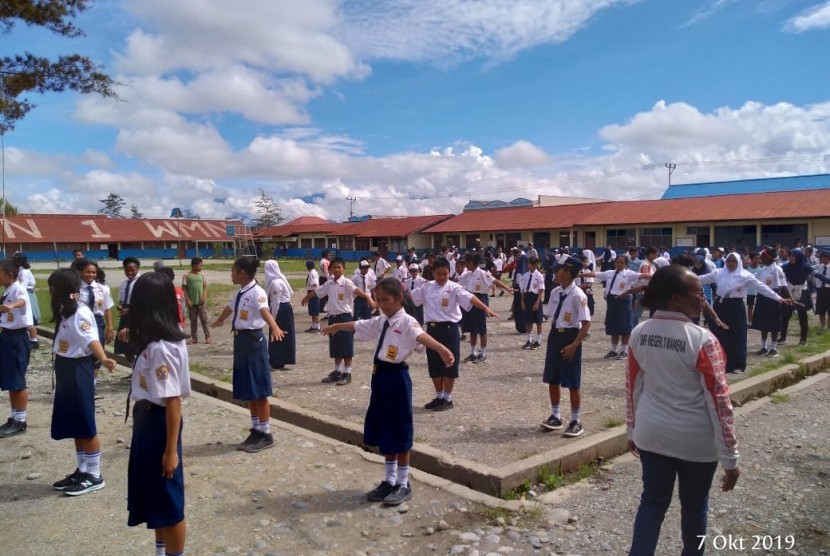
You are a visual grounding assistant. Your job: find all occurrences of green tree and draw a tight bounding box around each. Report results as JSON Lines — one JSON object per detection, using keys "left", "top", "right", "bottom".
{"left": 0, "top": 0, "right": 119, "bottom": 133}
{"left": 130, "top": 203, "right": 143, "bottom": 218}
{"left": 0, "top": 197, "right": 19, "bottom": 216}
{"left": 252, "top": 188, "right": 283, "bottom": 229}
{"left": 98, "top": 192, "right": 124, "bottom": 217}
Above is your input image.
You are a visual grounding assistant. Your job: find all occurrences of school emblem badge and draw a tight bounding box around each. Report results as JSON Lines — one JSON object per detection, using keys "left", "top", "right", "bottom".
{"left": 156, "top": 364, "right": 169, "bottom": 380}
{"left": 258, "top": 296, "right": 266, "bottom": 303}
{"left": 80, "top": 321, "right": 92, "bottom": 332}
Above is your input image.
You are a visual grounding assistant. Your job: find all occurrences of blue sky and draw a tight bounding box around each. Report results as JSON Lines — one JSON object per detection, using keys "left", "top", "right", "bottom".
{"left": 5, "top": 0, "right": 830, "bottom": 221}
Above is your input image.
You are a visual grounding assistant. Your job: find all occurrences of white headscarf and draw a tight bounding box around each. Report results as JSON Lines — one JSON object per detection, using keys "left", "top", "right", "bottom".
{"left": 581, "top": 249, "right": 596, "bottom": 268}
{"left": 264, "top": 259, "right": 293, "bottom": 298}
{"left": 714, "top": 252, "right": 753, "bottom": 296}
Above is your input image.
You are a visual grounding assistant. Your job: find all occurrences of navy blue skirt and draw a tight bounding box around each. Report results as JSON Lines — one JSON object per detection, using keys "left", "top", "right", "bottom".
{"left": 512, "top": 287, "right": 526, "bottom": 334}
{"left": 51, "top": 355, "right": 96, "bottom": 440}
{"left": 523, "top": 292, "right": 544, "bottom": 325}
{"left": 268, "top": 302, "right": 296, "bottom": 368}
{"left": 128, "top": 401, "right": 185, "bottom": 529}
{"left": 713, "top": 297, "right": 747, "bottom": 372}
{"left": 353, "top": 297, "right": 372, "bottom": 321}
{"left": 306, "top": 294, "right": 320, "bottom": 317}
{"left": 750, "top": 295, "right": 781, "bottom": 333}
{"left": 0, "top": 328, "right": 31, "bottom": 391}
{"left": 425, "top": 322, "right": 460, "bottom": 378}
{"left": 543, "top": 328, "right": 582, "bottom": 388}
{"left": 364, "top": 361, "right": 413, "bottom": 454}
{"left": 232, "top": 330, "right": 273, "bottom": 400}
{"left": 114, "top": 313, "right": 136, "bottom": 359}
{"left": 605, "top": 296, "right": 633, "bottom": 336}
{"left": 327, "top": 313, "right": 355, "bottom": 358}
{"left": 93, "top": 314, "right": 105, "bottom": 370}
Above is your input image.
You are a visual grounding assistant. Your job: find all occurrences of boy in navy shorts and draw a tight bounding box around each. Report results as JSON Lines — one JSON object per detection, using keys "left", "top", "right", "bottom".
{"left": 541, "top": 256, "right": 591, "bottom": 437}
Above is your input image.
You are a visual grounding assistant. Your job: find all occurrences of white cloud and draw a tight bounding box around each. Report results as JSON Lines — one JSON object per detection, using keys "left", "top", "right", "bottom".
{"left": 495, "top": 141, "right": 553, "bottom": 168}
{"left": 783, "top": 2, "right": 830, "bottom": 32}
{"left": 338, "top": 0, "right": 636, "bottom": 64}
{"left": 682, "top": 0, "right": 738, "bottom": 28}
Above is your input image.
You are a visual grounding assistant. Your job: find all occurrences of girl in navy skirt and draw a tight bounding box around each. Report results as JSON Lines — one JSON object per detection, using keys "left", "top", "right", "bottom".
{"left": 751, "top": 247, "right": 789, "bottom": 356}
{"left": 322, "top": 278, "right": 454, "bottom": 506}
{"left": 780, "top": 248, "right": 830, "bottom": 344}
{"left": 0, "top": 259, "right": 33, "bottom": 439}
{"left": 48, "top": 269, "right": 117, "bottom": 496}
{"left": 264, "top": 260, "right": 296, "bottom": 370}
{"left": 127, "top": 272, "right": 190, "bottom": 556}
{"left": 211, "top": 257, "right": 285, "bottom": 453}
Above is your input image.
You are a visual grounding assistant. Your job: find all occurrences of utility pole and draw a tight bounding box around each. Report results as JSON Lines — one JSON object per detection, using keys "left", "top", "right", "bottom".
{"left": 346, "top": 196, "right": 357, "bottom": 220}
{"left": 665, "top": 162, "right": 677, "bottom": 187}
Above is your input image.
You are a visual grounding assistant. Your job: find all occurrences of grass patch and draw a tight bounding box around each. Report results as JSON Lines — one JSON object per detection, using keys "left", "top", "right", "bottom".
{"left": 480, "top": 506, "right": 512, "bottom": 521}
{"left": 770, "top": 392, "right": 790, "bottom": 404}
{"left": 603, "top": 417, "right": 624, "bottom": 428}
{"left": 504, "top": 480, "right": 532, "bottom": 501}
{"left": 539, "top": 465, "right": 566, "bottom": 490}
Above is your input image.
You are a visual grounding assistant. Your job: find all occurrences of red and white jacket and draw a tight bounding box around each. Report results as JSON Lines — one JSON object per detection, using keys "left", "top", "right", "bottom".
{"left": 627, "top": 310, "right": 739, "bottom": 469}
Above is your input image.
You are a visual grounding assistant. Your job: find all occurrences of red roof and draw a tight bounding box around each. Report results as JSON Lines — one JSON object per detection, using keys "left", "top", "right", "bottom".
{"left": 3, "top": 214, "right": 241, "bottom": 244}
{"left": 423, "top": 189, "right": 830, "bottom": 233}
{"left": 258, "top": 214, "right": 453, "bottom": 239}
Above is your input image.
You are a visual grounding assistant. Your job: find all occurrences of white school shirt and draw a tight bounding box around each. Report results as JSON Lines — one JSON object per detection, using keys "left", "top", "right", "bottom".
{"left": 131, "top": 340, "right": 191, "bottom": 407}
{"left": 54, "top": 306, "right": 99, "bottom": 357}
{"left": 118, "top": 274, "right": 141, "bottom": 305}
{"left": 410, "top": 280, "right": 474, "bottom": 323}
{"left": 266, "top": 277, "right": 292, "bottom": 313}
{"left": 1, "top": 281, "right": 33, "bottom": 329}
{"left": 404, "top": 275, "right": 427, "bottom": 293}
{"left": 352, "top": 270, "right": 377, "bottom": 294}
{"left": 393, "top": 264, "right": 409, "bottom": 282}
{"left": 316, "top": 275, "right": 359, "bottom": 315}
{"left": 745, "top": 265, "right": 763, "bottom": 296}
{"left": 594, "top": 269, "right": 641, "bottom": 297}
{"left": 354, "top": 308, "right": 424, "bottom": 364}
{"left": 756, "top": 263, "right": 786, "bottom": 289}
{"left": 17, "top": 267, "right": 36, "bottom": 292}
{"left": 814, "top": 263, "right": 830, "bottom": 289}
{"left": 374, "top": 257, "right": 391, "bottom": 277}
{"left": 79, "top": 281, "right": 115, "bottom": 316}
{"left": 226, "top": 280, "right": 270, "bottom": 330}
{"left": 306, "top": 269, "right": 319, "bottom": 291}
{"left": 544, "top": 282, "right": 590, "bottom": 328}
{"left": 461, "top": 267, "right": 494, "bottom": 294}
{"left": 520, "top": 268, "right": 545, "bottom": 294}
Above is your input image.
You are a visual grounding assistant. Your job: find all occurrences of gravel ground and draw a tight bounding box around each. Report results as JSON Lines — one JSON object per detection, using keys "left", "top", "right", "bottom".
{"left": 1, "top": 334, "right": 827, "bottom": 555}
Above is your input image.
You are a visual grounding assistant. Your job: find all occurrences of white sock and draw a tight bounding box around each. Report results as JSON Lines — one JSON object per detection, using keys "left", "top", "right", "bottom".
{"left": 551, "top": 404, "right": 561, "bottom": 419}
{"left": 527, "top": 333, "right": 532, "bottom": 342}
{"left": 343, "top": 366, "right": 352, "bottom": 375}
{"left": 396, "top": 465, "right": 410, "bottom": 489}
{"left": 534, "top": 332, "right": 541, "bottom": 343}
{"left": 620, "top": 344, "right": 628, "bottom": 355}
{"left": 155, "top": 541, "right": 166, "bottom": 556}
{"left": 771, "top": 341, "right": 778, "bottom": 350}
{"left": 445, "top": 392, "right": 453, "bottom": 402}
{"left": 334, "top": 363, "right": 342, "bottom": 372}
{"left": 12, "top": 409, "right": 26, "bottom": 422}
{"left": 85, "top": 451, "right": 101, "bottom": 478}
{"left": 384, "top": 460, "right": 398, "bottom": 485}
{"left": 480, "top": 347, "right": 486, "bottom": 356}
{"left": 761, "top": 339, "right": 768, "bottom": 349}
{"left": 76, "top": 450, "right": 86, "bottom": 473}
{"left": 258, "top": 419, "right": 271, "bottom": 434}
{"left": 612, "top": 343, "right": 619, "bottom": 353}
{"left": 250, "top": 415, "right": 258, "bottom": 429}
{"left": 436, "top": 389, "right": 444, "bottom": 399}
{"left": 571, "top": 409, "right": 581, "bottom": 423}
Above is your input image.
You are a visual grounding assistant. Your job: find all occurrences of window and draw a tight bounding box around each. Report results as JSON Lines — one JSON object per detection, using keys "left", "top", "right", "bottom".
{"left": 640, "top": 227, "right": 672, "bottom": 248}
{"left": 300, "top": 238, "right": 312, "bottom": 249}
{"left": 714, "top": 225, "right": 757, "bottom": 249}
{"left": 606, "top": 229, "right": 636, "bottom": 251}
{"left": 761, "top": 224, "right": 807, "bottom": 248}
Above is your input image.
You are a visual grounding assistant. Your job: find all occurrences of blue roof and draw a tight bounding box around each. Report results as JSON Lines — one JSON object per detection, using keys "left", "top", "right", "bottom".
{"left": 661, "top": 173, "right": 830, "bottom": 199}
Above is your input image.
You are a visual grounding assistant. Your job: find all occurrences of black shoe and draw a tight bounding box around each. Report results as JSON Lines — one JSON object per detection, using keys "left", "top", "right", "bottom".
{"left": 730, "top": 368, "right": 745, "bottom": 374}
{"left": 366, "top": 481, "right": 396, "bottom": 502}
{"left": 383, "top": 484, "right": 412, "bottom": 506}
{"left": 755, "top": 347, "right": 769, "bottom": 355}
{"left": 798, "top": 339, "right": 808, "bottom": 345}
{"left": 237, "top": 428, "right": 258, "bottom": 451}
{"left": 460, "top": 334, "right": 467, "bottom": 341}
{"left": 53, "top": 469, "right": 84, "bottom": 491}
{"left": 424, "top": 397, "right": 442, "bottom": 410}
{"left": 305, "top": 327, "right": 318, "bottom": 333}
{"left": 321, "top": 370, "right": 342, "bottom": 383}
{"left": 616, "top": 351, "right": 629, "bottom": 360}
{"left": 499, "top": 291, "right": 505, "bottom": 297}
{"left": 433, "top": 398, "right": 454, "bottom": 412}
{"left": 63, "top": 473, "right": 105, "bottom": 496}
{"left": 31, "top": 340, "right": 40, "bottom": 350}
{"left": 563, "top": 420, "right": 584, "bottom": 437}
{"left": 603, "top": 350, "right": 618, "bottom": 359}
{"left": 336, "top": 373, "right": 352, "bottom": 385}
{"left": 271, "top": 365, "right": 286, "bottom": 371}
{"left": 473, "top": 353, "right": 487, "bottom": 363}
{"left": 530, "top": 341, "right": 541, "bottom": 350}
{"left": 243, "top": 430, "right": 274, "bottom": 453}
{"left": 0, "top": 419, "right": 26, "bottom": 438}
{"left": 778, "top": 337, "right": 787, "bottom": 344}
{"left": 541, "top": 415, "right": 563, "bottom": 431}
{"left": 463, "top": 353, "right": 477, "bottom": 363}
{"left": 767, "top": 349, "right": 779, "bottom": 357}
{"left": 522, "top": 341, "right": 532, "bottom": 350}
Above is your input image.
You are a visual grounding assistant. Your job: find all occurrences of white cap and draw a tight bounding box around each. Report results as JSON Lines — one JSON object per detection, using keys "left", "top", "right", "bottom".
{"left": 359, "top": 260, "right": 370, "bottom": 267}
{"left": 408, "top": 263, "right": 419, "bottom": 270}
{"left": 396, "top": 255, "right": 403, "bottom": 261}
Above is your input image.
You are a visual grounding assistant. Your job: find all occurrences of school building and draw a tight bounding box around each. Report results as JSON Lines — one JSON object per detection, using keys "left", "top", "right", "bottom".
{"left": 0, "top": 214, "right": 246, "bottom": 261}
{"left": 254, "top": 214, "right": 453, "bottom": 260}
{"left": 422, "top": 187, "right": 830, "bottom": 252}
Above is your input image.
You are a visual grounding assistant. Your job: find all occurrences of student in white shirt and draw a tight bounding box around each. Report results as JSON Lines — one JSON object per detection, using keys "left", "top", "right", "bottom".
{"left": 0, "top": 260, "right": 34, "bottom": 439}
{"left": 372, "top": 252, "right": 391, "bottom": 280}
{"left": 393, "top": 256, "right": 409, "bottom": 283}
{"left": 12, "top": 252, "right": 40, "bottom": 349}
{"left": 815, "top": 250, "right": 830, "bottom": 330}
{"left": 264, "top": 260, "right": 295, "bottom": 370}
{"left": 353, "top": 260, "right": 378, "bottom": 321}
{"left": 114, "top": 257, "right": 141, "bottom": 364}
{"left": 520, "top": 256, "right": 546, "bottom": 350}
{"left": 403, "top": 264, "right": 426, "bottom": 325}
{"left": 305, "top": 260, "right": 321, "bottom": 332}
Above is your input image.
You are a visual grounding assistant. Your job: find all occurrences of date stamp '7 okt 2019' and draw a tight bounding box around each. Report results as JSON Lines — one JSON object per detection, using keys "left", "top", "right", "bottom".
{"left": 698, "top": 534, "right": 796, "bottom": 552}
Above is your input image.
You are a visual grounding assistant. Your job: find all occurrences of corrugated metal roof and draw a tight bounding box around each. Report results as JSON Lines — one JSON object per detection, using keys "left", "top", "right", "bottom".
{"left": 661, "top": 173, "right": 830, "bottom": 199}
{"left": 2, "top": 215, "right": 240, "bottom": 244}
{"left": 329, "top": 214, "right": 453, "bottom": 237}
{"left": 424, "top": 189, "right": 830, "bottom": 232}
{"left": 255, "top": 217, "right": 334, "bottom": 237}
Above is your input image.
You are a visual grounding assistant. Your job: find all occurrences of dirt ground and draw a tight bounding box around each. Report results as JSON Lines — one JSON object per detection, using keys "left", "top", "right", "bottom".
{"left": 189, "top": 270, "right": 796, "bottom": 469}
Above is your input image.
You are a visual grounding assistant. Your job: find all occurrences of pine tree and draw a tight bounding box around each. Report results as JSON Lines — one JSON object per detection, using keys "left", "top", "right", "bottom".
{"left": 130, "top": 204, "right": 143, "bottom": 218}
{"left": 98, "top": 193, "right": 125, "bottom": 218}
{"left": 252, "top": 188, "right": 283, "bottom": 229}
